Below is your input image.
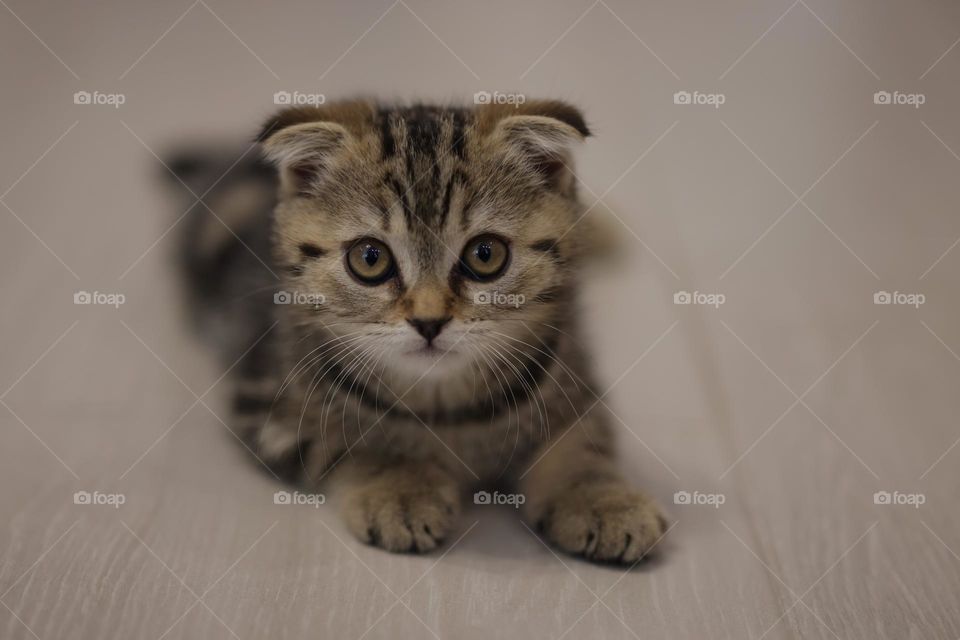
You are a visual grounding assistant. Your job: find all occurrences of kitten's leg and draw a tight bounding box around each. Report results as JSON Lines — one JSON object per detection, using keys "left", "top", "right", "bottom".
{"left": 519, "top": 424, "right": 668, "bottom": 564}
{"left": 332, "top": 457, "right": 462, "bottom": 553}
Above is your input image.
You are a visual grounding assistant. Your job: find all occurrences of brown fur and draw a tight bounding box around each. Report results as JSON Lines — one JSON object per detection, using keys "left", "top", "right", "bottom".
{"left": 179, "top": 99, "right": 666, "bottom": 563}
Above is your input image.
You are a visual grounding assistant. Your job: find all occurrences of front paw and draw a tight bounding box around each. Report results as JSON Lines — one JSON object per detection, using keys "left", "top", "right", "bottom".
{"left": 538, "top": 484, "right": 668, "bottom": 564}
{"left": 342, "top": 482, "right": 459, "bottom": 554}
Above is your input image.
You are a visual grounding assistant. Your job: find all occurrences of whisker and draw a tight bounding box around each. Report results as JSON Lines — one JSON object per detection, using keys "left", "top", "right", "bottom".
{"left": 488, "top": 331, "right": 582, "bottom": 420}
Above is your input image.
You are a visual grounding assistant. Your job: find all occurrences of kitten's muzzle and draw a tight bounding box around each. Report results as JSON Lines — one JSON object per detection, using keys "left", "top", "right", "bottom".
{"left": 407, "top": 317, "right": 451, "bottom": 345}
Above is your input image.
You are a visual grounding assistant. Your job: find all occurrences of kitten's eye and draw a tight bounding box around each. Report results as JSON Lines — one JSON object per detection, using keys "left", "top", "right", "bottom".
{"left": 460, "top": 235, "right": 509, "bottom": 281}
{"left": 346, "top": 238, "right": 395, "bottom": 284}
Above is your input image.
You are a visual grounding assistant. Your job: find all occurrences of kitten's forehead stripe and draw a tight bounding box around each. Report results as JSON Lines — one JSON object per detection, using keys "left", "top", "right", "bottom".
{"left": 450, "top": 110, "right": 467, "bottom": 159}
{"left": 458, "top": 170, "right": 474, "bottom": 231}
{"left": 377, "top": 108, "right": 396, "bottom": 159}
{"left": 387, "top": 174, "right": 413, "bottom": 229}
{"left": 439, "top": 175, "right": 454, "bottom": 231}
{"left": 405, "top": 105, "right": 442, "bottom": 161}
{"left": 372, "top": 105, "right": 475, "bottom": 234}
{"left": 372, "top": 190, "right": 392, "bottom": 230}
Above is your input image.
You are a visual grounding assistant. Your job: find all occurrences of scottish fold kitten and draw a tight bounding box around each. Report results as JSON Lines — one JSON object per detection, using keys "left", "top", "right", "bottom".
{"left": 169, "top": 99, "right": 667, "bottom": 563}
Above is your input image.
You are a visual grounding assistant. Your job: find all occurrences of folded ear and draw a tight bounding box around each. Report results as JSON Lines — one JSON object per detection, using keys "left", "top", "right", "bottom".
{"left": 258, "top": 103, "right": 373, "bottom": 197}
{"left": 486, "top": 102, "right": 590, "bottom": 195}
{"left": 259, "top": 120, "right": 350, "bottom": 196}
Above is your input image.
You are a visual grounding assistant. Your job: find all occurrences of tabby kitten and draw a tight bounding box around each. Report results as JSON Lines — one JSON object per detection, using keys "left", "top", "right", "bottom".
{"left": 170, "top": 99, "right": 667, "bottom": 564}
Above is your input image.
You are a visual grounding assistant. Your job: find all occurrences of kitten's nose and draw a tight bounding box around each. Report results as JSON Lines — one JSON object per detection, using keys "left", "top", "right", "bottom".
{"left": 407, "top": 317, "right": 451, "bottom": 344}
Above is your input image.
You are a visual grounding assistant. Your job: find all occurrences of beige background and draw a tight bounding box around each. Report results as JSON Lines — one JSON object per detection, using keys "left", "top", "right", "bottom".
{"left": 2, "top": 0, "right": 960, "bottom": 638}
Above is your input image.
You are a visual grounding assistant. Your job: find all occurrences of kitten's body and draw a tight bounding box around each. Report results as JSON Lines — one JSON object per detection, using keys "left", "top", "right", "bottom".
{"left": 170, "top": 100, "right": 666, "bottom": 562}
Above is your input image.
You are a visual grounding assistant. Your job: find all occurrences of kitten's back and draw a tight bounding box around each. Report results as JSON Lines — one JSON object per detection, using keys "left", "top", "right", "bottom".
{"left": 163, "top": 146, "right": 278, "bottom": 364}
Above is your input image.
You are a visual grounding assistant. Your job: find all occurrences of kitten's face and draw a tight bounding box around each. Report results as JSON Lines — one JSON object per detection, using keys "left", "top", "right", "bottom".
{"left": 262, "top": 101, "right": 590, "bottom": 389}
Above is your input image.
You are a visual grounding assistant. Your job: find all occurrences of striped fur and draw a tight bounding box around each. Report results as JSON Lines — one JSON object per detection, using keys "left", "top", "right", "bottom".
{"left": 169, "top": 99, "right": 667, "bottom": 562}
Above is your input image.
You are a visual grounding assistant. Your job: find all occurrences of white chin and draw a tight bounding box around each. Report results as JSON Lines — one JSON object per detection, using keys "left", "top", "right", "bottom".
{"left": 392, "top": 342, "right": 466, "bottom": 376}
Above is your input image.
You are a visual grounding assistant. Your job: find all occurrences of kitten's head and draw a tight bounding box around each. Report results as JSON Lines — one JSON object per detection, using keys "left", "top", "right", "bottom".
{"left": 259, "top": 99, "right": 592, "bottom": 388}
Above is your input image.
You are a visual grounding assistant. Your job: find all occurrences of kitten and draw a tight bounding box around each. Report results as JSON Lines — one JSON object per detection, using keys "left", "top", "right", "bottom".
{"left": 168, "top": 99, "right": 667, "bottom": 563}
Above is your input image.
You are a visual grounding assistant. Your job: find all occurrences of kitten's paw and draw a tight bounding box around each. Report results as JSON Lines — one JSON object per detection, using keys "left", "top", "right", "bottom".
{"left": 538, "top": 484, "right": 668, "bottom": 564}
{"left": 343, "top": 484, "right": 459, "bottom": 554}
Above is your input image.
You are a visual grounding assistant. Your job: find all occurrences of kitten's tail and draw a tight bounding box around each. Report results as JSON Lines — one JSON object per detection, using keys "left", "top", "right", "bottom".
{"left": 161, "top": 145, "right": 279, "bottom": 364}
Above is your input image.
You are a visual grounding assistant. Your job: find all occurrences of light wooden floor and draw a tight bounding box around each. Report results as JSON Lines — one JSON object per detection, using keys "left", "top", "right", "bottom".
{"left": 2, "top": 1, "right": 959, "bottom": 638}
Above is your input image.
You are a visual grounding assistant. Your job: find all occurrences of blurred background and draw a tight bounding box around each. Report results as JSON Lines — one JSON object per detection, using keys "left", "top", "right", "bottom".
{"left": 1, "top": 1, "right": 959, "bottom": 638}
